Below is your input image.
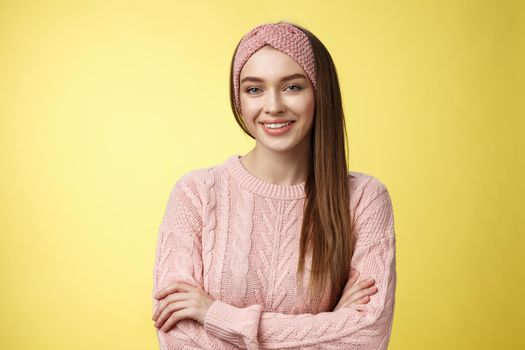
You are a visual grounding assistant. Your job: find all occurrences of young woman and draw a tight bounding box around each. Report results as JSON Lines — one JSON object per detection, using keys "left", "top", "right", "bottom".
{"left": 151, "top": 21, "right": 397, "bottom": 349}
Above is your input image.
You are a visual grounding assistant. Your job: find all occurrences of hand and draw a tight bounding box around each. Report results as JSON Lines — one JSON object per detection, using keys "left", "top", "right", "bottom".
{"left": 333, "top": 269, "right": 378, "bottom": 311}
{"left": 152, "top": 281, "right": 216, "bottom": 332}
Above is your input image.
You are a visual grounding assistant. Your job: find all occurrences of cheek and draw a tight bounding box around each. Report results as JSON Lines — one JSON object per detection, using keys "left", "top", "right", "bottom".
{"left": 240, "top": 99, "right": 261, "bottom": 122}
{"left": 240, "top": 97, "right": 252, "bottom": 114}
{"left": 294, "top": 95, "right": 315, "bottom": 120}
{"left": 240, "top": 107, "right": 257, "bottom": 133}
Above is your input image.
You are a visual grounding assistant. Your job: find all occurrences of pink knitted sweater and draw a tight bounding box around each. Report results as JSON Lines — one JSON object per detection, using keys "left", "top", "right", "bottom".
{"left": 152, "top": 154, "right": 397, "bottom": 349}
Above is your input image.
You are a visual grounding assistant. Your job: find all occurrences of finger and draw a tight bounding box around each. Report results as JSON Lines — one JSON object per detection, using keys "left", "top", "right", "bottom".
{"left": 355, "top": 295, "right": 370, "bottom": 304}
{"left": 155, "top": 281, "right": 195, "bottom": 300}
{"left": 155, "top": 299, "right": 193, "bottom": 329}
{"left": 155, "top": 282, "right": 194, "bottom": 300}
{"left": 341, "top": 272, "right": 360, "bottom": 296}
{"left": 155, "top": 299, "right": 190, "bottom": 328}
{"left": 160, "top": 305, "right": 194, "bottom": 332}
{"left": 361, "top": 278, "right": 375, "bottom": 286}
{"left": 335, "top": 292, "right": 367, "bottom": 310}
{"left": 343, "top": 271, "right": 360, "bottom": 291}
{"left": 346, "top": 286, "right": 378, "bottom": 305}
{"left": 152, "top": 292, "right": 190, "bottom": 321}
{"left": 356, "top": 278, "right": 375, "bottom": 290}
{"left": 343, "top": 278, "right": 375, "bottom": 297}
{"left": 340, "top": 284, "right": 378, "bottom": 306}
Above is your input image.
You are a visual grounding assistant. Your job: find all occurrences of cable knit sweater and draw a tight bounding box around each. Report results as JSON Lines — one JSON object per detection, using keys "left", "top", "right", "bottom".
{"left": 152, "top": 154, "right": 397, "bottom": 349}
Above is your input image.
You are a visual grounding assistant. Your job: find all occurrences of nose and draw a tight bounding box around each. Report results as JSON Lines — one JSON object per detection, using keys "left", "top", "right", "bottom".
{"left": 263, "top": 89, "right": 285, "bottom": 115}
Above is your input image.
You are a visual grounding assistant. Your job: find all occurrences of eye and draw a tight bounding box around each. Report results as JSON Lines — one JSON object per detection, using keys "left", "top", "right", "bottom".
{"left": 286, "top": 84, "right": 303, "bottom": 92}
{"left": 245, "top": 87, "right": 261, "bottom": 94}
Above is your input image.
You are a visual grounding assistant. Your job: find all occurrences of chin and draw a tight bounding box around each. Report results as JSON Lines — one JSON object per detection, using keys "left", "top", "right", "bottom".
{"left": 260, "top": 141, "right": 302, "bottom": 153}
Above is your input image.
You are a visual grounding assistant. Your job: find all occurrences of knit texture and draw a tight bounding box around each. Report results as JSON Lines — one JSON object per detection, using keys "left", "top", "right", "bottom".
{"left": 233, "top": 22, "right": 317, "bottom": 114}
{"left": 152, "top": 154, "right": 397, "bottom": 349}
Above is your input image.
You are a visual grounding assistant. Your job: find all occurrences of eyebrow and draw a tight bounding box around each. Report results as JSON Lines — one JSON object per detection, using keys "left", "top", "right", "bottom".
{"left": 240, "top": 73, "right": 308, "bottom": 84}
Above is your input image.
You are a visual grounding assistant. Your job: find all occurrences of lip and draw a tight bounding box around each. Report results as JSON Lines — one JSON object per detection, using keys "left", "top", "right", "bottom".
{"left": 260, "top": 120, "right": 295, "bottom": 136}
{"left": 259, "top": 120, "right": 296, "bottom": 124}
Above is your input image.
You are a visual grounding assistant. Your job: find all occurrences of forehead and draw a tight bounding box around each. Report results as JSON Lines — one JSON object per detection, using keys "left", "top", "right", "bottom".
{"left": 240, "top": 45, "right": 305, "bottom": 79}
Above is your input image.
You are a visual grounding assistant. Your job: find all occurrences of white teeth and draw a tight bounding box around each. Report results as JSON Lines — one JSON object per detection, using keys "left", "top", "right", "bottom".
{"left": 264, "top": 122, "right": 291, "bottom": 129}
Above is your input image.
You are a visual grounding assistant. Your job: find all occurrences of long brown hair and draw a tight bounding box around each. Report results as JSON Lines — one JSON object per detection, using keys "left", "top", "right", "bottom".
{"left": 229, "top": 21, "right": 354, "bottom": 310}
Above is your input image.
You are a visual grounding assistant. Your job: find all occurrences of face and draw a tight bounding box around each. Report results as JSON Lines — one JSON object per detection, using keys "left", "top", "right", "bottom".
{"left": 239, "top": 45, "right": 315, "bottom": 154}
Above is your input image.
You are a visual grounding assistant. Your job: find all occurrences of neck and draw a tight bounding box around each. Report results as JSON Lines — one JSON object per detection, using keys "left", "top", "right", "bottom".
{"left": 240, "top": 141, "right": 311, "bottom": 187}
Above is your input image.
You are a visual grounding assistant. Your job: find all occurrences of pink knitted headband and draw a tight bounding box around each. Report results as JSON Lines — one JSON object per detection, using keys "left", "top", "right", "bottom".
{"left": 233, "top": 22, "right": 317, "bottom": 114}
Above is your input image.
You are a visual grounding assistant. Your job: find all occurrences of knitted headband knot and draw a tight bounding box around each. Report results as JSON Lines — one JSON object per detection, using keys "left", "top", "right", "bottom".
{"left": 233, "top": 22, "right": 317, "bottom": 114}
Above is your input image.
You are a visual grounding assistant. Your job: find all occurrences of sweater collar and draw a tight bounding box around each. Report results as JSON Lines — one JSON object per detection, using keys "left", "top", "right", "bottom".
{"left": 224, "top": 154, "right": 306, "bottom": 200}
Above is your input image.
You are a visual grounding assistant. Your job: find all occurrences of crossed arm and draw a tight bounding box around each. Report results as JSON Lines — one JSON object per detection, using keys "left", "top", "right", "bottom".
{"left": 152, "top": 177, "right": 396, "bottom": 349}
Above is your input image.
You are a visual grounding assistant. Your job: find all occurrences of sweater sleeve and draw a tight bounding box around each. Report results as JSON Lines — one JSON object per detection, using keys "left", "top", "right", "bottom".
{"left": 152, "top": 175, "right": 240, "bottom": 350}
{"left": 203, "top": 178, "right": 397, "bottom": 350}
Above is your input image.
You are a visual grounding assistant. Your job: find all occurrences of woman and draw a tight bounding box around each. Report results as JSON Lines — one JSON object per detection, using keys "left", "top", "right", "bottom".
{"left": 151, "top": 21, "right": 396, "bottom": 349}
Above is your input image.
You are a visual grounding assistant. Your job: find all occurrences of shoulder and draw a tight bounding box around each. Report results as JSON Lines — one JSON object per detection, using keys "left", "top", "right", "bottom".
{"left": 347, "top": 170, "right": 394, "bottom": 240}
{"left": 176, "top": 166, "right": 215, "bottom": 190}
{"left": 170, "top": 161, "right": 225, "bottom": 206}
{"left": 348, "top": 171, "right": 389, "bottom": 209}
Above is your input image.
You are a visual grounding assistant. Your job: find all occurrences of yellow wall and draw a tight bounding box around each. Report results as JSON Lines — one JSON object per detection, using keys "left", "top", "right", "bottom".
{"left": 1, "top": 1, "right": 523, "bottom": 349}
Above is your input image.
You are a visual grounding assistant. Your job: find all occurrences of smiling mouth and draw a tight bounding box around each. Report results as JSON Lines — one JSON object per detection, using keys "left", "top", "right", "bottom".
{"left": 259, "top": 121, "right": 296, "bottom": 129}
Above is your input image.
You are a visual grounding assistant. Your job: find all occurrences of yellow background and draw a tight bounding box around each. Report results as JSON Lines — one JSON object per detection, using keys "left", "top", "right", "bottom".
{"left": 1, "top": 0, "right": 523, "bottom": 349}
